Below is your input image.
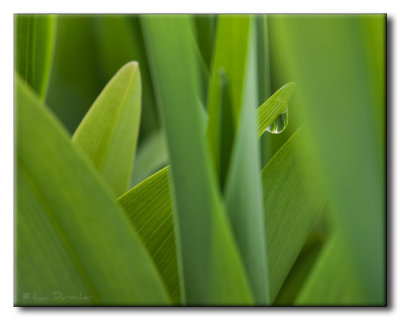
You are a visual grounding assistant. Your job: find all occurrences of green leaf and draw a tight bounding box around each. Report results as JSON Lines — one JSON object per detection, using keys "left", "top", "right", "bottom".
{"left": 256, "top": 15, "right": 272, "bottom": 105}
{"left": 141, "top": 15, "right": 253, "bottom": 305}
{"left": 256, "top": 15, "right": 274, "bottom": 168}
{"left": 257, "top": 82, "right": 295, "bottom": 137}
{"left": 269, "top": 15, "right": 385, "bottom": 304}
{"left": 15, "top": 75, "right": 169, "bottom": 306}
{"left": 93, "top": 15, "right": 159, "bottom": 138}
{"left": 262, "top": 129, "right": 326, "bottom": 300}
{"left": 15, "top": 14, "right": 57, "bottom": 99}
{"left": 47, "top": 15, "right": 105, "bottom": 133}
{"left": 274, "top": 215, "right": 327, "bottom": 305}
{"left": 206, "top": 15, "right": 252, "bottom": 181}
{"left": 117, "top": 128, "right": 326, "bottom": 305}
{"left": 194, "top": 15, "right": 216, "bottom": 69}
{"left": 130, "top": 130, "right": 168, "bottom": 187}
{"left": 72, "top": 62, "right": 141, "bottom": 197}
{"left": 221, "top": 16, "right": 270, "bottom": 304}
{"left": 295, "top": 233, "right": 366, "bottom": 305}
{"left": 194, "top": 15, "right": 216, "bottom": 105}
{"left": 118, "top": 167, "right": 180, "bottom": 304}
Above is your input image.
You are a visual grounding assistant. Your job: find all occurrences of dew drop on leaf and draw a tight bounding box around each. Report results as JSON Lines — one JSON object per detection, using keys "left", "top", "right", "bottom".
{"left": 267, "top": 109, "right": 288, "bottom": 134}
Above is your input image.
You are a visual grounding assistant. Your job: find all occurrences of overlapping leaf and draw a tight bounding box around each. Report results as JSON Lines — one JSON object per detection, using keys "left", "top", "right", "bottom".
{"left": 261, "top": 130, "right": 326, "bottom": 300}
{"left": 269, "top": 15, "right": 385, "bottom": 303}
{"left": 295, "top": 233, "right": 366, "bottom": 305}
{"left": 141, "top": 15, "right": 253, "bottom": 305}
{"left": 15, "top": 76, "right": 169, "bottom": 306}
{"left": 215, "top": 16, "right": 270, "bottom": 304}
{"left": 72, "top": 62, "right": 141, "bottom": 197}
{"left": 118, "top": 127, "right": 322, "bottom": 307}
{"left": 93, "top": 15, "right": 159, "bottom": 138}
{"left": 130, "top": 130, "right": 168, "bottom": 187}
{"left": 118, "top": 167, "right": 179, "bottom": 303}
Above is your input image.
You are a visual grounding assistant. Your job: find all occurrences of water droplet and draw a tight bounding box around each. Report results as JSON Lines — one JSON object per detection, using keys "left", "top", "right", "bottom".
{"left": 267, "top": 109, "right": 288, "bottom": 134}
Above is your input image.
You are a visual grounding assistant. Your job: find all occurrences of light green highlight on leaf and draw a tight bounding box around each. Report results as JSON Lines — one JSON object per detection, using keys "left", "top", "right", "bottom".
{"left": 15, "top": 75, "right": 169, "bottom": 306}
{"left": 72, "top": 62, "right": 141, "bottom": 197}
{"left": 257, "top": 82, "right": 295, "bottom": 137}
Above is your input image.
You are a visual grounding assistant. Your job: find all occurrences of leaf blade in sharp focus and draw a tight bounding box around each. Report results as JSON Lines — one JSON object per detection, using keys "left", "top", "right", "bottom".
{"left": 15, "top": 75, "right": 169, "bottom": 306}
{"left": 257, "top": 82, "right": 295, "bottom": 137}
{"left": 72, "top": 62, "right": 141, "bottom": 197}
{"left": 118, "top": 167, "right": 180, "bottom": 304}
{"left": 262, "top": 129, "right": 326, "bottom": 301}
{"left": 117, "top": 128, "right": 326, "bottom": 305}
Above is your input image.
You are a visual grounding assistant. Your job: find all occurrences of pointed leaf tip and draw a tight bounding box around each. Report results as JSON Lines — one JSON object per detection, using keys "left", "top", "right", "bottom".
{"left": 72, "top": 61, "right": 142, "bottom": 197}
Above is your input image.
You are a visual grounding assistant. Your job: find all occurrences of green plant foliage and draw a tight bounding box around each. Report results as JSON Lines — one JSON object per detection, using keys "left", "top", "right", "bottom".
{"left": 15, "top": 14, "right": 386, "bottom": 307}
{"left": 115, "top": 128, "right": 325, "bottom": 305}
{"left": 261, "top": 130, "right": 326, "bottom": 300}
{"left": 142, "top": 15, "right": 254, "bottom": 305}
{"left": 256, "top": 15, "right": 274, "bottom": 168}
{"left": 269, "top": 15, "right": 385, "bottom": 304}
{"left": 218, "top": 16, "right": 270, "bottom": 304}
{"left": 130, "top": 130, "right": 168, "bottom": 186}
{"left": 15, "top": 14, "right": 57, "bottom": 99}
{"left": 274, "top": 228, "right": 325, "bottom": 305}
{"left": 257, "top": 82, "right": 295, "bottom": 137}
{"left": 116, "top": 83, "right": 304, "bottom": 305}
{"left": 15, "top": 75, "right": 169, "bottom": 306}
{"left": 46, "top": 15, "right": 104, "bottom": 133}
{"left": 295, "top": 234, "right": 366, "bottom": 305}
{"left": 72, "top": 62, "right": 141, "bottom": 197}
{"left": 118, "top": 167, "right": 179, "bottom": 304}
{"left": 92, "top": 15, "right": 159, "bottom": 138}
{"left": 206, "top": 15, "right": 251, "bottom": 181}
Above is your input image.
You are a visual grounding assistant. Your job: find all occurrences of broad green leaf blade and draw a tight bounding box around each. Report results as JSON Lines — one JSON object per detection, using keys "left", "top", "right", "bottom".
{"left": 270, "top": 15, "right": 385, "bottom": 304}
{"left": 141, "top": 15, "right": 253, "bottom": 305}
{"left": 130, "top": 130, "right": 168, "bottom": 187}
{"left": 72, "top": 62, "right": 141, "bottom": 197}
{"left": 16, "top": 75, "right": 169, "bottom": 306}
{"left": 93, "top": 15, "right": 159, "bottom": 138}
{"left": 257, "top": 82, "right": 295, "bottom": 137}
{"left": 118, "top": 129, "right": 325, "bottom": 305}
{"left": 118, "top": 167, "right": 179, "bottom": 304}
{"left": 222, "top": 16, "right": 270, "bottom": 304}
{"left": 262, "top": 129, "right": 326, "bottom": 301}
{"left": 15, "top": 14, "right": 57, "bottom": 99}
{"left": 295, "top": 233, "right": 366, "bottom": 305}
